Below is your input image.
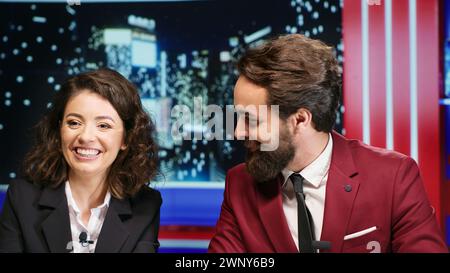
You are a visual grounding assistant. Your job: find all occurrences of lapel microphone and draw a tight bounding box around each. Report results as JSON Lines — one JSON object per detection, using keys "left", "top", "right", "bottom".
{"left": 79, "top": 232, "right": 94, "bottom": 247}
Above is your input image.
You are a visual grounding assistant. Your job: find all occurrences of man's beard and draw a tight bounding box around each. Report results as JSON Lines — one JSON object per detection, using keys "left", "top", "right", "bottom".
{"left": 245, "top": 127, "right": 295, "bottom": 183}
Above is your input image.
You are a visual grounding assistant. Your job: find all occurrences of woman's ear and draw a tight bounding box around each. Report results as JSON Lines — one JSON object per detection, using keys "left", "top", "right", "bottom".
{"left": 121, "top": 132, "right": 127, "bottom": 150}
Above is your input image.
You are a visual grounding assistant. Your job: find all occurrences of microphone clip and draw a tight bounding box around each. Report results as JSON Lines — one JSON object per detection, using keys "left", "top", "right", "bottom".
{"left": 79, "top": 231, "right": 94, "bottom": 247}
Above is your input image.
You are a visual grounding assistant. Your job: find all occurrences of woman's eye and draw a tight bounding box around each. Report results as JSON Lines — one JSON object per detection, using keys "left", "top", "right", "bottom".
{"left": 67, "top": 120, "right": 80, "bottom": 127}
{"left": 98, "top": 123, "right": 112, "bottom": 129}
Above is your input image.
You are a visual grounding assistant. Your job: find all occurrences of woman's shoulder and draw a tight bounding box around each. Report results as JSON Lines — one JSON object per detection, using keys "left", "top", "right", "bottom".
{"left": 6, "top": 179, "right": 44, "bottom": 197}
{"left": 4, "top": 179, "right": 48, "bottom": 211}
{"left": 129, "top": 185, "right": 162, "bottom": 208}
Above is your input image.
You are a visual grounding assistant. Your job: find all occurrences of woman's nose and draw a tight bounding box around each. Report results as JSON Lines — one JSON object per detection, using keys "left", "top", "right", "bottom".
{"left": 78, "top": 125, "right": 96, "bottom": 143}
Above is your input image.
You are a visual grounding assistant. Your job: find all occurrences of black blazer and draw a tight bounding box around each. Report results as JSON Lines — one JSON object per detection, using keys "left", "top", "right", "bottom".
{"left": 0, "top": 179, "right": 162, "bottom": 253}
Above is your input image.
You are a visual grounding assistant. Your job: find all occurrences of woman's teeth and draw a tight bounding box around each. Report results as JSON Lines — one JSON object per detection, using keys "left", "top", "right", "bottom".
{"left": 75, "top": 148, "right": 100, "bottom": 157}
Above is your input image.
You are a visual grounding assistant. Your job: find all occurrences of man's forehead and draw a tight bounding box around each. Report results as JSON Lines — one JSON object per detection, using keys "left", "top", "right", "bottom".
{"left": 234, "top": 76, "right": 268, "bottom": 105}
{"left": 235, "top": 104, "right": 276, "bottom": 120}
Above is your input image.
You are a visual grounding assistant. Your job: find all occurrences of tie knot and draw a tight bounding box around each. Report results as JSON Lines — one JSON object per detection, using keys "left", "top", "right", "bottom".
{"left": 290, "top": 173, "right": 305, "bottom": 195}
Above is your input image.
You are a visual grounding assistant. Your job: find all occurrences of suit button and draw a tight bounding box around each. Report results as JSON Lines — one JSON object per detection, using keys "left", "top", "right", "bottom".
{"left": 344, "top": 184, "right": 352, "bottom": 192}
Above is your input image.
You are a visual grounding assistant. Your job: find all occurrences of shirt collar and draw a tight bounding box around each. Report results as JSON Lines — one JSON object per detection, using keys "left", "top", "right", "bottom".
{"left": 281, "top": 133, "right": 333, "bottom": 188}
{"left": 65, "top": 181, "right": 111, "bottom": 214}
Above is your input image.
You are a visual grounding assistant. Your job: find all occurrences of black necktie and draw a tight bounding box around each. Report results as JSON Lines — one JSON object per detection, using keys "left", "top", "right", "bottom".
{"left": 290, "top": 173, "right": 315, "bottom": 253}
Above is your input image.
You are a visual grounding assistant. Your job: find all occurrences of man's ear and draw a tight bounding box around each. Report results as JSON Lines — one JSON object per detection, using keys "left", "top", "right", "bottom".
{"left": 293, "top": 108, "right": 312, "bottom": 130}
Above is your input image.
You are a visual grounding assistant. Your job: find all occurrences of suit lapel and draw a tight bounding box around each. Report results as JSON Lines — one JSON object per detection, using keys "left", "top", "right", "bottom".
{"left": 95, "top": 197, "right": 131, "bottom": 253}
{"left": 320, "top": 132, "right": 360, "bottom": 253}
{"left": 257, "top": 175, "right": 298, "bottom": 253}
{"left": 39, "top": 184, "right": 72, "bottom": 253}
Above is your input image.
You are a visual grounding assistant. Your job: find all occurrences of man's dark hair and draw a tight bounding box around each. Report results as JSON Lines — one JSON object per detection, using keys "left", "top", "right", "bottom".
{"left": 237, "top": 34, "right": 342, "bottom": 132}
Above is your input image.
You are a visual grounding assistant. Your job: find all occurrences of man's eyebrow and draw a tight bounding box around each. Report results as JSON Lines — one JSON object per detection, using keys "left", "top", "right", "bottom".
{"left": 236, "top": 110, "right": 257, "bottom": 118}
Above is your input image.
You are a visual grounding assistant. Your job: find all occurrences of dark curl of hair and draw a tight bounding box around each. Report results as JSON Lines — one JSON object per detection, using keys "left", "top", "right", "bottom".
{"left": 23, "top": 68, "right": 159, "bottom": 199}
{"left": 237, "top": 34, "right": 342, "bottom": 133}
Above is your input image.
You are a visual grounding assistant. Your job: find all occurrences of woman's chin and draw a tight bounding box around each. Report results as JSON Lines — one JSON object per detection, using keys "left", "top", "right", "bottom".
{"left": 68, "top": 166, "right": 106, "bottom": 178}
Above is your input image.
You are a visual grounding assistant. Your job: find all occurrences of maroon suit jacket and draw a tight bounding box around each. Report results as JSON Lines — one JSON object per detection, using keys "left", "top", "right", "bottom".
{"left": 208, "top": 132, "right": 448, "bottom": 253}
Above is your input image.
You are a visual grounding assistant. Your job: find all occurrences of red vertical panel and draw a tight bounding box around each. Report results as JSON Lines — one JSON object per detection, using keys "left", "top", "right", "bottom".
{"left": 416, "top": 0, "right": 442, "bottom": 225}
{"left": 392, "top": 0, "right": 411, "bottom": 156}
{"left": 343, "top": 0, "right": 363, "bottom": 139}
{"left": 368, "top": 3, "right": 386, "bottom": 148}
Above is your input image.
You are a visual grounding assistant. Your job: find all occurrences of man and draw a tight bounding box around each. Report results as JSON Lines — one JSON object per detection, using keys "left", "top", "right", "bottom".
{"left": 208, "top": 34, "right": 447, "bottom": 253}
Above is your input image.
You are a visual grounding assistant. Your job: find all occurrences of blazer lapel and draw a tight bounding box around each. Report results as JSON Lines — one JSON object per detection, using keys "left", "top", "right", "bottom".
{"left": 95, "top": 197, "right": 131, "bottom": 253}
{"left": 39, "top": 184, "right": 72, "bottom": 253}
{"left": 320, "top": 132, "right": 360, "bottom": 253}
{"left": 257, "top": 175, "right": 298, "bottom": 253}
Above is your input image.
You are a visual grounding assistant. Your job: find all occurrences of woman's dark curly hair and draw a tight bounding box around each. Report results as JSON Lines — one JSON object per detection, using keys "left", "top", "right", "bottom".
{"left": 23, "top": 68, "right": 159, "bottom": 199}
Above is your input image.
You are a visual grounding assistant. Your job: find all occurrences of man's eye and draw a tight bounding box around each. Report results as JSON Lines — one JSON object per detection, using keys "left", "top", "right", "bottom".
{"left": 248, "top": 119, "right": 259, "bottom": 126}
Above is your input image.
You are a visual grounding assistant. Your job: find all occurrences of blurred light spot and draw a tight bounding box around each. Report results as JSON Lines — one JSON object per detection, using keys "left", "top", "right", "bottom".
{"left": 32, "top": 16, "right": 47, "bottom": 24}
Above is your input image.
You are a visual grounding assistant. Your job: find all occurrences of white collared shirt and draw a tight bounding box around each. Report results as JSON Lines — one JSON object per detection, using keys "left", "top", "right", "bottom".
{"left": 65, "top": 181, "right": 111, "bottom": 253}
{"left": 281, "top": 133, "right": 333, "bottom": 251}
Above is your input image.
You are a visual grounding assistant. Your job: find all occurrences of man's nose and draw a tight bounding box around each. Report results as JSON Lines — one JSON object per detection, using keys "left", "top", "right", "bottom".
{"left": 234, "top": 117, "right": 248, "bottom": 140}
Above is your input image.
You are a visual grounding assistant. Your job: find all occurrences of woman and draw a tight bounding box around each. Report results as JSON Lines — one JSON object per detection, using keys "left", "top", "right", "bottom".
{"left": 0, "top": 68, "right": 161, "bottom": 253}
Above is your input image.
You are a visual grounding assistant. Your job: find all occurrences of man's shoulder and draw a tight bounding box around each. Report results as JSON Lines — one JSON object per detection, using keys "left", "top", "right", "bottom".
{"left": 228, "top": 163, "right": 247, "bottom": 175}
{"left": 225, "top": 163, "right": 258, "bottom": 191}
{"left": 337, "top": 133, "right": 411, "bottom": 168}
{"left": 227, "top": 163, "right": 253, "bottom": 181}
